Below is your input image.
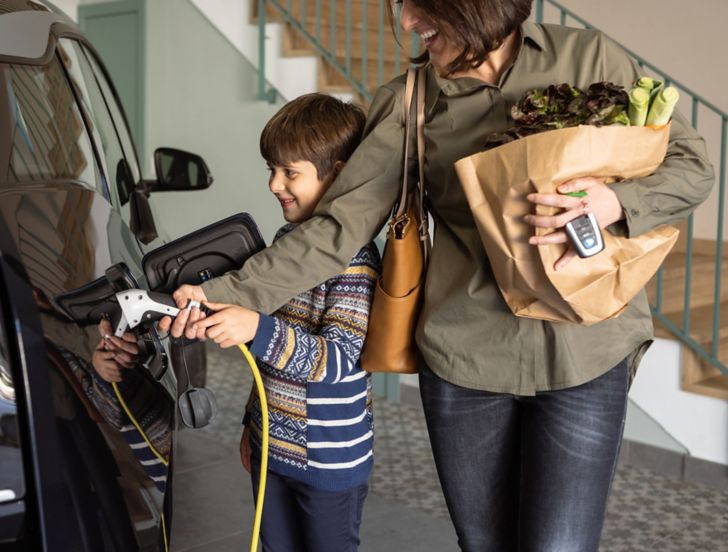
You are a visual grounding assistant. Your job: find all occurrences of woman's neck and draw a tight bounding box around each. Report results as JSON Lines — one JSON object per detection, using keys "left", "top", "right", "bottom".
{"left": 451, "top": 30, "right": 521, "bottom": 85}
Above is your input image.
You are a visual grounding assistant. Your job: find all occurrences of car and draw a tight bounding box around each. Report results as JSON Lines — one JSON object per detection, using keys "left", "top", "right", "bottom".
{"left": 0, "top": 2, "right": 218, "bottom": 550}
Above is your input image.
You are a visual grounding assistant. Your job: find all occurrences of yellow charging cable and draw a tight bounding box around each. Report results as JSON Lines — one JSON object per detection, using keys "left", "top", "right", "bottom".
{"left": 112, "top": 343, "right": 268, "bottom": 552}
{"left": 112, "top": 381, "right": 170, "bottom": 552}
{"left": 238, "top": 344, "right": 269, "bottom": 552}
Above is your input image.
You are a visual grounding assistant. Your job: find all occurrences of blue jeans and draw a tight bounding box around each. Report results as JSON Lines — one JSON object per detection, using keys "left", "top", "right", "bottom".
{"left": 419, "top": 359, "right": 630, "bottom": 552}
{"left": 250, "top": 461, "right": 368, "bottom": 552}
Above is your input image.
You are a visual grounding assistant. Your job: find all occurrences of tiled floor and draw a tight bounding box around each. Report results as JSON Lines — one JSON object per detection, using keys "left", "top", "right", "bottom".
{"left": 171, "top": 345, "right": 728, "bottom": 551}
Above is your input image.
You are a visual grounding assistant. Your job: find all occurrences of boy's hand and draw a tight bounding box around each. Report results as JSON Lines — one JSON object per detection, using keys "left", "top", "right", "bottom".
{"left": 97, "top": 319, "right": 140, "bottom": 366}
{"left": 192, "top": 303, "right": 260, "bottom": 348}
{"left": 158, "top": 285, "right": 208, "bottom": 337}
{"left": 240, "top": 427, "right": 252, "bottom": 473}
{"left": 92, "top": 341, "right": 124, "bottom": 382}
{"left": 92, "top": 320, "right": 140, "bottom": 383}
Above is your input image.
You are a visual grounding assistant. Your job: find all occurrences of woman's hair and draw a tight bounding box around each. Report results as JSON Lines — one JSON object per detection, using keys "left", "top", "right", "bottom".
{"left": 260, "top": 93, "right": 366, "bottom": 183}
{"left": 389, "top": 0, "right": 533, "bottom": 76}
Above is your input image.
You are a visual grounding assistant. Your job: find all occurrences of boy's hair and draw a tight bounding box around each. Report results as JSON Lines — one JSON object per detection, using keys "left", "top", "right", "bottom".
{"left": 260, "top": 93, "right": 366, "bottom": 183}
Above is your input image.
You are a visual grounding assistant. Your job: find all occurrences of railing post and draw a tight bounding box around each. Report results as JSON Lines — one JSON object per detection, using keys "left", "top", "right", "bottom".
{"left": 315, "top": 0, "right": 321, "bottom": 42}
{"left": 361, "top": 0, "right": 367, "bottom": 90}
{"left": 377, "top": 0, "right": 384, "bottom": 86}
{"left": 330, "top": 0, "right": 336, "bottom": 53}
{"left": 258, "top": 0, "right": 267, "bottom": 101}
{"left": 346, "top": 0, "right": 352, "bottom": 73}
{"left": 410, "top": 32, "right": 420, "bottom": 59}
{"left": 682, "top": 214, "right": 694, "bottom": 333}
{"left": 711, "top": 117, "right": 727, "bottom": 359}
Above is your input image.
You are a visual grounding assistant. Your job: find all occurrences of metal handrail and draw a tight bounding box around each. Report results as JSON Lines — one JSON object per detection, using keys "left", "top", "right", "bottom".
{"left": 255, "top": 0, "right": 728, "bottom": 378}
{"left": 258, "top": 0, "right": 419, "bottom": 102}
{"left": 537, "top": 0, "right": 727, "bottom": 378}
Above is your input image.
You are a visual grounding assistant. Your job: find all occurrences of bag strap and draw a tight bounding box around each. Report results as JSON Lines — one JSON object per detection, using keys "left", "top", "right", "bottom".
{"left": 395, "top": 68, "right": 417, "bottom": 218}
{"left": 396, "top": 67, "right": 430, "bottom": 264}
{"left": 415, "top": 66, "right": 430, "bottom": 265}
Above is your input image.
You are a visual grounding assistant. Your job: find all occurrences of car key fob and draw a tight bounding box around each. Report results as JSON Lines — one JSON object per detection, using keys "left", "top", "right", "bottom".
{"left": 565, "top": 213, "right": 604, "bottom": 258}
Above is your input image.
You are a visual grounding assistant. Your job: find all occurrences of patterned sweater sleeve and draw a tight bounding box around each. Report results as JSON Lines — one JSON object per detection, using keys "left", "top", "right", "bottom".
{"left": 248, "top": 243, "right": 379, "bottom": 384}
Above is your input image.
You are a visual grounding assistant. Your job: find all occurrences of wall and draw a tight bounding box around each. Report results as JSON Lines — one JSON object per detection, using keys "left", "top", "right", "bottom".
{"left": 51, "top": 0, "right": 78, "bottom": 20}
{"left": 143, "top": 0, "right": 285, "bottom": 243}
{"left": 549, "top": 0, "right": 727, "bottom": 113}
{"left": 630, "top": 338, "right": 728, "bottom": 465}
{"left": 189, "top": 0, "right": 318, "bottom": 105}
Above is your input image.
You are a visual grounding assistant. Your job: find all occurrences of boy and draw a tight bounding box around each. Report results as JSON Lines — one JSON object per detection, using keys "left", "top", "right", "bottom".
{"left": 169, "top": 93, "right": 378, "bottom": 552}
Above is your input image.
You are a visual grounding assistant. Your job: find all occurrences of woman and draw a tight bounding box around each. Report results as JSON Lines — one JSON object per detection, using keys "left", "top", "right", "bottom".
{"left": 165, "top": 1, "right": 713, "bottom": 549}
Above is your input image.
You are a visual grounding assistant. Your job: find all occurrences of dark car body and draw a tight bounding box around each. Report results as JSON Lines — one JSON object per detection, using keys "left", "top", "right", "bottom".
{"left": 0, "top": 2, "right": 211, "bottom": 549}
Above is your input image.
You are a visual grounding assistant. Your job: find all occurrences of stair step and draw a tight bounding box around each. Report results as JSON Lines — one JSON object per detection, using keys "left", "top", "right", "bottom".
{"left": 653, "top": 302, "right": 728, "bottom": 343}
{"left": 282, "top": 20, "right": 417, "bottom": 61}
{"left": 681, "top": 341, "right": 728, "bottom": 401}
{"left": 318, "top": 57, "right": 409, "bottom": 90}
{"left": 266, "top": 0, "right": 400, "bottom": 29}
{"left": 646, "top": 251, "right": 728, "bottom": 313}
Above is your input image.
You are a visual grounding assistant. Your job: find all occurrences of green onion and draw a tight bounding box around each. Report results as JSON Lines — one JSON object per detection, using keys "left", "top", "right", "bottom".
{"left": 628, "top": 87, "right": 650, "bottom": 126}
{"left": 636, "top": 76, "right": 659, "bottom": 92}
{"left": 645, "top": 86, "right": 680, "bottom": 126}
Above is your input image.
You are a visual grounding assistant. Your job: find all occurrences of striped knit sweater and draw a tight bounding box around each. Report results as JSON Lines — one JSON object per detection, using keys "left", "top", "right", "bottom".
{"left": 245, "top": 225, "right": 380, "bottom": 491}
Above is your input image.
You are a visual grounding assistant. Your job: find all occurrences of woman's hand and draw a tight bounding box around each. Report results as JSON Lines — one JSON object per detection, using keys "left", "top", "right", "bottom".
{"left": 191, "top": 303, "right": 260, "bottom": 348}
{"left": 158, "top": 285, "right": 208, "bottom": 337}
{"left": 161, "top": 304, "right": 208, "bottom": 341}
{"left": 239, "top": 427, "right": 252, "bottom": 473}
{"left": 524, "top": 177, "right": 624, "bottom": 270}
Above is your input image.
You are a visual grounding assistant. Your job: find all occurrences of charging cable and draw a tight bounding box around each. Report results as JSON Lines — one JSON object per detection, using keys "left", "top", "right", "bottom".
{"left": 112, "top": 381, "right": 170, "bottom": 552}
{"left": 238, "top": 343, "right": 268, "bottom": 552}
{"left": 111, "top": 342, "right": 268, "bottom": 552}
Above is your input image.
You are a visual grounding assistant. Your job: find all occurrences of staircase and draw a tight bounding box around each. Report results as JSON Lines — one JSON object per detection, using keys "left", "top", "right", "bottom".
{"left": 252, "top": 0, "right": 418, "bottom": 103}
{"left": 251, "top": 0, "right": 728, "bottom": 401}
{"left": 646, "top": 223, "right": 728, "bottom": 400}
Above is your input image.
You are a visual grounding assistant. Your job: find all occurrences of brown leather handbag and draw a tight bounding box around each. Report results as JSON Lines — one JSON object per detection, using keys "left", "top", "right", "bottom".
{"left": 360, "top": 67, "right": 429, "bottom": 374}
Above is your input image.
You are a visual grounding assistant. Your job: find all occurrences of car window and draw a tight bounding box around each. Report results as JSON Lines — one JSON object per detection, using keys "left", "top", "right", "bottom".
{"left": 4, "top": 59, "right": 101, "bottom": 191}
{"left": 81, "top": 45, "right": 142, "bottom": 199}
{"left": 0, "top": 297, "right": 25, "bottom": 506}
{"left": 58, "top": 39, "right": 135, "bottom": 206}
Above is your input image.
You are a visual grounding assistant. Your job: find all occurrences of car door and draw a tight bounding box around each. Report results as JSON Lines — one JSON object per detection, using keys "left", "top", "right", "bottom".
{"left": 0, "top": 37, "right": 174, "bottom": 550}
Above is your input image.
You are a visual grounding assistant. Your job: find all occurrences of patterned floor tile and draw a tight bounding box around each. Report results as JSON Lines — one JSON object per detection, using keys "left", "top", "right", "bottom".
{"left": 200, "top": 344, "right": 728, "bottom": 551}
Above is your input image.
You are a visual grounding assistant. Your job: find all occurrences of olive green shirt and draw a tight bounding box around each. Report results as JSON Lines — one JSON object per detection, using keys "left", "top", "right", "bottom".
{"left": 202, "top": 22, "right": 713, "bottom": 395}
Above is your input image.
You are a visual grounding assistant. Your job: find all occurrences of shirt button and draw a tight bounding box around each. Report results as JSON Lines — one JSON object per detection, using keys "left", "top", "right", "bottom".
{"left": 630, "top": 208, "right": 640, "bottom": 217}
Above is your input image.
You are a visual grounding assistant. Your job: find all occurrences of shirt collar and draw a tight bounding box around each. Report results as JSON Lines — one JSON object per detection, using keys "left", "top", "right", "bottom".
{"left": 426, "top": 21, "right": 546, "bottom": 101}
{"left": 521, "top": 20, "right": 546, "bottom": 52}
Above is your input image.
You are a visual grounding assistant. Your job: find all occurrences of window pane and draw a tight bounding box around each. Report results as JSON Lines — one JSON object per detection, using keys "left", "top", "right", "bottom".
{"left": 4, "top": 59, "right": 100, "bottom": 189}
{"left": 58, "top": 39, "right": 135, "bottom": 205}
{"left": 81, "top": 45, "right": 141, "bottom": 193}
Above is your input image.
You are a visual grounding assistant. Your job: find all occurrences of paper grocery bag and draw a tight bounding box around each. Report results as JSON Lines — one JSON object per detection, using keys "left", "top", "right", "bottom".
{"left": 455, "top": 123, "right": 678, "bottom": 325}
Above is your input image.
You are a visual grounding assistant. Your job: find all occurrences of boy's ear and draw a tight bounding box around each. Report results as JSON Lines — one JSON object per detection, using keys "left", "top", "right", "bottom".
{"left": 332, "top": 160, "right": 345, "bottom": 178}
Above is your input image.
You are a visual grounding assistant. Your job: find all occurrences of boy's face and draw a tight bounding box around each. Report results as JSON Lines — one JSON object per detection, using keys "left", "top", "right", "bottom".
{"left": 267, "top": 160, "right": 331, "bottom": 224}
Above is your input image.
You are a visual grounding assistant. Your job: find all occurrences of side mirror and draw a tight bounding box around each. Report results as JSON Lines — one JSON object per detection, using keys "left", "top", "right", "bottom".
{"left": 150, "top": 148, "right": 213, "bottom": 192}
{"left": 130, "top": 185, "right": 159, "bottom": 244}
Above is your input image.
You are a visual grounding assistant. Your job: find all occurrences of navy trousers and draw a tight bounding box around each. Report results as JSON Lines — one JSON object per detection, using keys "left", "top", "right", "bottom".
{"left": 419, "top": 359, "right": 630, "bottom": 552}
{"left": 250, "top": 462, "right": 368, "bottom": 552}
